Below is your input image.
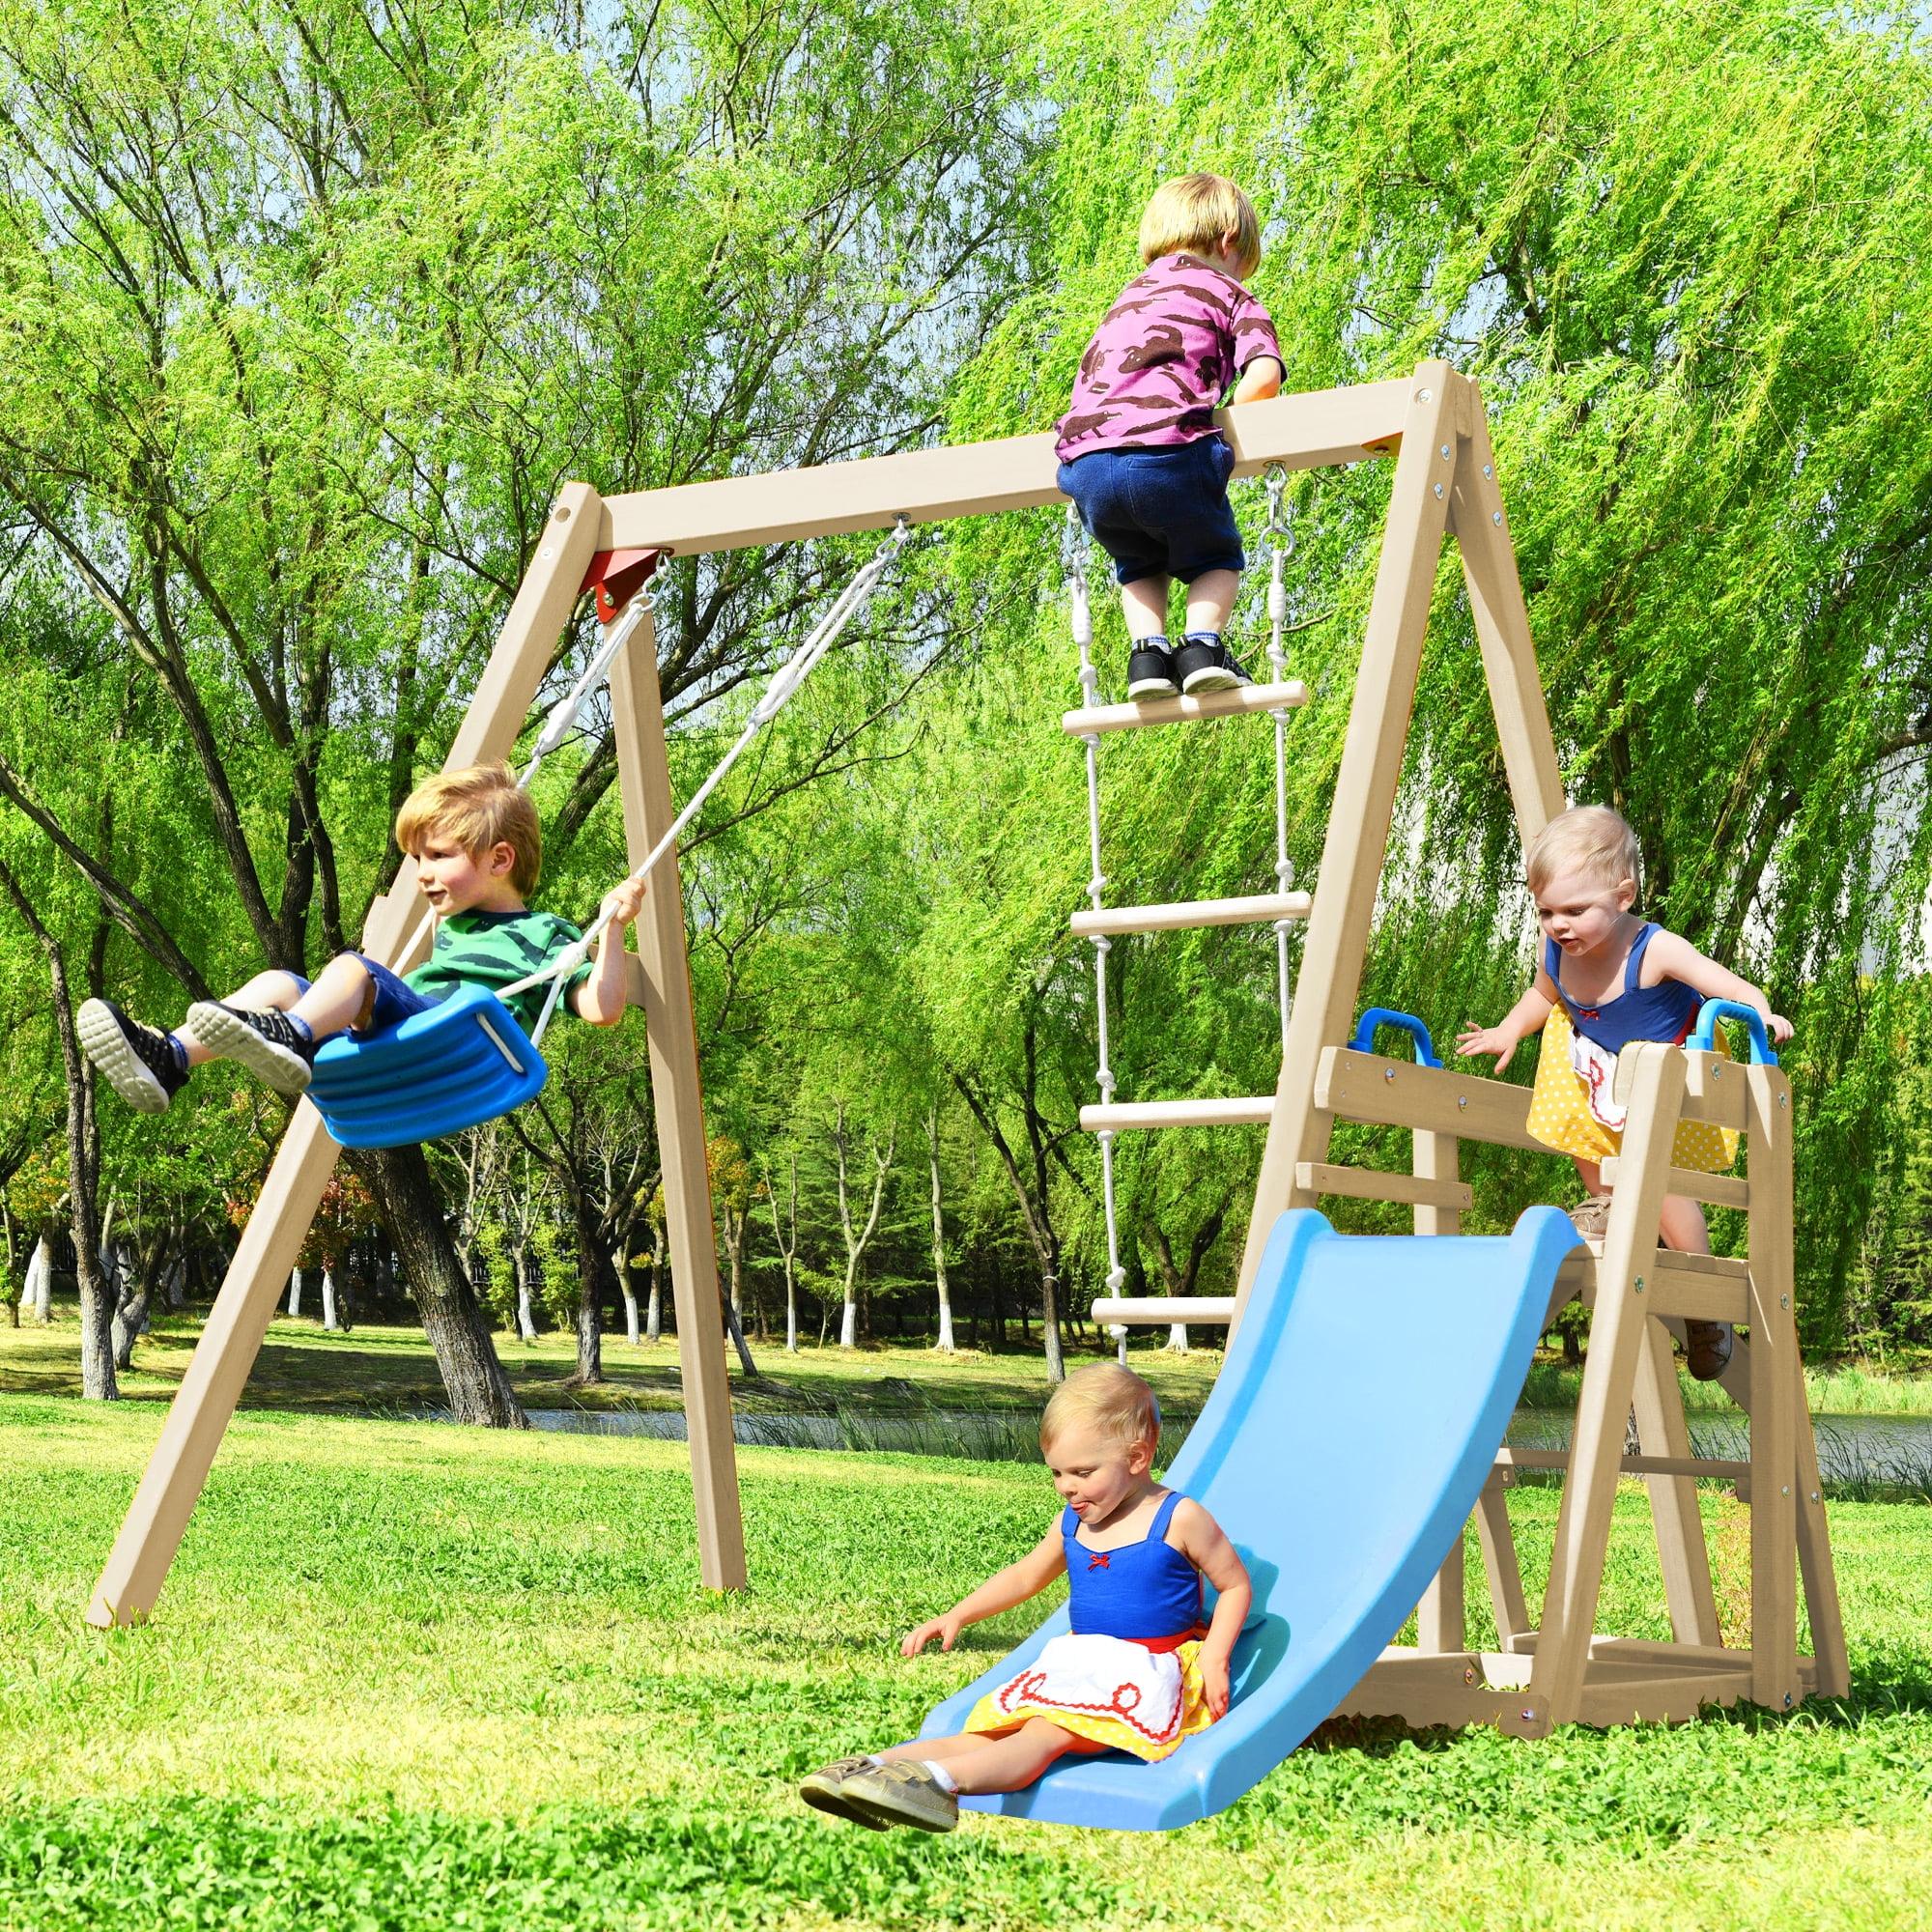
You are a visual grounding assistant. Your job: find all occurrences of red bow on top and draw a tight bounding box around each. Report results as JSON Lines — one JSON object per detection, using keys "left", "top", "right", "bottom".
{"left": 1087, "top": 1551, "right": 1111, "bottom": 1571}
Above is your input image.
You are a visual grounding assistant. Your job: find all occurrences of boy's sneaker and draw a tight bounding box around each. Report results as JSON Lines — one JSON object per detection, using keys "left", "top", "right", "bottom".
{"left": 1126, "top": 639, "right": 1179, "bottom": 700}
{"left": 1686, "top": 1320, "right": 1734, "bottom": 1381}
{"left": 838, "top": 1761, "right": 959, "bottom": 1833}
{"left": 77, "top": 999, "right": 188, "bottom": 1115}
{"left": 797, "top": 1757, "right": 889, "bottom": 1830}
{"left": 185, "top": 1001, "right": 315, "bottom": 1096}
{"left": 1175, "top": 632, "right": 1252, "bottom": 696}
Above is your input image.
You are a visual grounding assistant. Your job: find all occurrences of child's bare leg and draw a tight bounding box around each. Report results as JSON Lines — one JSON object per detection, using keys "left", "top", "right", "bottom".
{"left": 1121, "top": 575, "right": 1171, "bottom": 640}
{"left": 874, "top": 1731, "right": 1004, "bottom": 1768}
{"left": 288, "top": 954, "right": 377, "bottom": 1043}
{"left": 1573, "top": 1155, "right": 1604, "bottom": 1194}
{"left": 1183, "top": 568, "right": 1238, "bottom": 635}
{"left": 921, "top": 1719, "right": 1099, "bottom": 1795}
{"left": 1658, "top": 1194, "right": 1711, "bottom": 1254}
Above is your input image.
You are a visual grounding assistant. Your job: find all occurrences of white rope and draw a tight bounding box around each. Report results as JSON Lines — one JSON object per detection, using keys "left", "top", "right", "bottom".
{"left": 504, "top": 517, "right": 916, "bottom": 1041}
{"left": 1066, "top": 505, "right": 1126, "bottom": 1297}
{"left": 1263, "top": 466, "right": 1296, "bottom": 1057}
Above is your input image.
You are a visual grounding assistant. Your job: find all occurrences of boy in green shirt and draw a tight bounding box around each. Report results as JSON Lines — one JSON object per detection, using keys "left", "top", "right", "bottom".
{"left": 79, "top": 764, "right": 644, "bottom": 1112}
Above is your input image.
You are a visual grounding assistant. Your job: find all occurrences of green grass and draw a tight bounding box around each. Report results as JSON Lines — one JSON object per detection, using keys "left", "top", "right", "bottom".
{"left": 3, "top": 1393, "right": 1930, "bottom": 1928}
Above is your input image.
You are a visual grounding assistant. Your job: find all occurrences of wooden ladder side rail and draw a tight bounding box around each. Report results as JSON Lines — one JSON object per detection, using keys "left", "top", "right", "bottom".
{"left": 597, "top": 380, "right": 1418, "bottom": 554}
{"left": 1744, "top": 1061, "right": 1801, "bottom": 1710}
{"left": 1474, "top": 1469, "right": 1533, "bottom": 1651}
{"left": 1631, "top": 1312, "right": 1725, "bottom": 1647}
{"left": 608, "top": 603, "right": 749, "bottom": 1592}
{"left": 1414, "top": 1122, "right": 1468, "bottom": 1653}
{"left": 1518, "top": 1042, "right": 1688, "bottom": 1734}
{"left": 1230, "top": 364, "right": 1464, "bottom": 1317}
{"left": 87, "top": 485, "right": 608, "bottom": 1630}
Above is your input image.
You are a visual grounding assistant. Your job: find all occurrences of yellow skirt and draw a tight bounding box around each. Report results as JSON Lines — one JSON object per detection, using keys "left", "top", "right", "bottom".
{"left": 1526, "top": 1004, "right": 1738, "bottom": 1173}
{"left": 964, "top": 1631, "right": 1218, "bottom": 1762}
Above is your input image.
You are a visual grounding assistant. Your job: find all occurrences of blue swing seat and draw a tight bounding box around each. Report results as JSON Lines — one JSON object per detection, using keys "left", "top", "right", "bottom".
{"left": 304, "top": 985, "right": 550, "bottom": 1149}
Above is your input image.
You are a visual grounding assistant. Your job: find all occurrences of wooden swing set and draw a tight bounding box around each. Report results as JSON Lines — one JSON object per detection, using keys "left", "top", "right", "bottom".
{"left": 90, "top": 359, "right": 1846, "bottom": 1742}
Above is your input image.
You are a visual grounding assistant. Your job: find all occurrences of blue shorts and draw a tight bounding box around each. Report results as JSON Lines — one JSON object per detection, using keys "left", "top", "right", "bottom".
{"left": 278, "top": 955, "right": 444, "bottom": 1035}
{"left": 1057, "top": 438, "right": 1245, "bottom": 586}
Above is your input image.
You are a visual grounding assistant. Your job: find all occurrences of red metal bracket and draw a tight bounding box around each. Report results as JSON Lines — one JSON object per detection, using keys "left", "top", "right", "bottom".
{"left": 581, "top": 547, "right": 664, "bottom": 624}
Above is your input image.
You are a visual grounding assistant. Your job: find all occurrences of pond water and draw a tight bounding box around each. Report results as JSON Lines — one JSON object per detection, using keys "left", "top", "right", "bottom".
{"left": 522, "top": 1404, "right": 1932, "bottom": 1489}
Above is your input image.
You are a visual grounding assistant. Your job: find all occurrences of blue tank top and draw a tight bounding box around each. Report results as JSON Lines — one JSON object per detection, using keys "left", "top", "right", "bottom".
{"left": 1547, "top": 923, "right": 1699, "bottom": 1054}
{"left": 1062, "top": 1490, "right": 1205, "bottom": 1641}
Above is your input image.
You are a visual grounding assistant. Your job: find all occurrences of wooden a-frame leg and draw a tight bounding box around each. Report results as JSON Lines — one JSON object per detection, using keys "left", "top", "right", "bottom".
{"left": 1475, "top": 1472, "right": 1531, "bottom": 1650}
{"left": 1632, "top": 1313, "right": 1722, "bottom": 1646}
{"left": 608, "top": 604, "right": 748, "bottom": 1592}
{"left": 88, "top": 484, "right": 608, "bottom": 1628}
{"left": 1233, "top": 364, "right": 1463, "bottom": 1312}
{"left": 1413, "top": 1124, "right": 1466, "bottom": 1651}
{"left": 1516, "top": 1044, "right": 1687, "bottom": 1733}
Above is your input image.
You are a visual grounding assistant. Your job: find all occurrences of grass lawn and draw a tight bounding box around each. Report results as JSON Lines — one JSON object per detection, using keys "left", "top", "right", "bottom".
{"left": 3, "top": 1391, "right": 1930, "bottom": 1929}
{"left": 9, "top": 1309, "right": 1932, "bottom": 1421}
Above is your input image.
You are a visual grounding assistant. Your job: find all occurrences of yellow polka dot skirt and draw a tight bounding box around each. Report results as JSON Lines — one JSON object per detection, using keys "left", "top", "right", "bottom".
{"left": 1526, "top": 1003, "right": 1738, "bottom": 1173}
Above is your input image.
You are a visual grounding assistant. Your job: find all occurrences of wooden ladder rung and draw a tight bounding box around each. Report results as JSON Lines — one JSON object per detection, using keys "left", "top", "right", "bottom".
{"left": 1091, "top": 1295, "right": 1237, "bottom": 1326}
{"left": 1080, "top": 1097, "right": 1273, "bottom": 1131}
{"left": 1600, "top": 1156, "right": 1749, "bottom": 1209}
{"left": 1550, "top": 1246, "right": 1750, "bottom": 1325}
{"left": 1295, "top": 1162, "right": 1473, "bottom": 1210}
{"left": 1071, "top": 892, "right": 1312, "bottom": 937}
{"left": 1062, "top": 681, "right": 1309, "bottom": 737}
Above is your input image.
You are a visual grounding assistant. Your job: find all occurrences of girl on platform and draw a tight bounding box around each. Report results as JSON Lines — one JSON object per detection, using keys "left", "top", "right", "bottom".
{"left": 1457, "top": 805, "right": 1792, "bottom": 1379}
{"left": 798, "top": 1364, "right": 1251, "bottom": 1833}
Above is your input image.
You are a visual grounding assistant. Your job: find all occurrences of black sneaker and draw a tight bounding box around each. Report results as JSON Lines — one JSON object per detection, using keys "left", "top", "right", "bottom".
{"left": 185, "top": 1001, "right": 315, "bottom": 1095}
{"left": 1686, "top": 1320, "right": 1734, "bottom": 1382}
{"left": 1175, "top": 632, "right": 1252, "bottom": 696}
{"left": 78, "top": 998, "right": 189, "bottom": 1115}
{"left": 1126, "top": 639, "right": 1179, "bottom": 700}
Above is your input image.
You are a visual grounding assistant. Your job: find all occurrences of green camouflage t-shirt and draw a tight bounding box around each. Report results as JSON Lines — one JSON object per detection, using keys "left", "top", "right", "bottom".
{"left": 406, "top": 909, "right": 593, "bottom": 1037}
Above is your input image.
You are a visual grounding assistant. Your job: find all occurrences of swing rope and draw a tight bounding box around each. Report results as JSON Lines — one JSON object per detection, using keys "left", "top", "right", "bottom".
{"left": 504, "top": 516, "right": 917, "bottom": 1045}
{"left": 1262, "top": 464, "right": 1297, "bottom": 1056}
{"left": 1067, "top": 506, "right": 1127, "bottom": 1298}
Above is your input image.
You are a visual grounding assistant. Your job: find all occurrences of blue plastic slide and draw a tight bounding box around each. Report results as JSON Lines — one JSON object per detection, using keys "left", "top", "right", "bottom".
{"left": 920, "top": 1207, "right": 1579, "bottom": 1831}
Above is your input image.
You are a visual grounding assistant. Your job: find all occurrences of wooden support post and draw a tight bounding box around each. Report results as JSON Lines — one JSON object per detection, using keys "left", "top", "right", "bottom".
{"left": 1474, "top": 1472, "right": 1531, "bottom": 1650}
{"left": 608, "top": 603, "right": 749, "bottom": 1592}
{"left": 1631, "top": 1315, "right": 1722, "bottom": 1647}
{"left": 88, "top": 484, "right": 607, "bottom": 1628}
{"left": 1445, "top": 412, "right": 1567, "bottom": 840}
{"left": 1744, "top": 1062, "right": 1800, "bottom": 1710}
{"left": 1520, "top": 1043, "right": 1686, "bottom": 1732}
{"left": 1233, "top": 364, "right": 1463, "bottom": 1313}
{"left": 1418, "top": 1531, "right": 1467, "bottom": 1654}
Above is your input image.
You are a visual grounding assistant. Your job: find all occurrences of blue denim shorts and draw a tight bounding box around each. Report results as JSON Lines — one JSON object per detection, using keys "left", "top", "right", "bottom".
{"left": 1057, "top": 437, "right": 1245, "bottom": 585}
{"left": 279, "top": 954, "right": 444, "bottom": 1035}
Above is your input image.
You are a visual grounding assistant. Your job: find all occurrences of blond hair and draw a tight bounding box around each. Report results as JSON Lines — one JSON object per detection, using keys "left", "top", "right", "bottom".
{"left": 1525, "top": 806, "right": 1640, "bottom": 898}
{"left": 394, "top": 762, "right": 542, "bottom": 896}
{"left": 1039, "top": 1363, "right": 1161, "bottom": 1455}
{"left": 1138, "top": 173, "right": 1262, "bottom": 278}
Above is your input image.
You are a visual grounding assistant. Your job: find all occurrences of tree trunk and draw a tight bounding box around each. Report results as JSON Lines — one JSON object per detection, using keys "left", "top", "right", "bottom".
{"left": 617, "top": 1239, "right": 641, "bottom": 1346}
{"left": 165, "top": 1256, "right": 185, "bottom": 1311}
{"left": 832, "top": 1104, "right": 892, "bottom": 1350}
{"left": 646, "top": 1222, "right": 664, "bottom": 1342}
{"left": 1165, "top": 1322, "right": 1190, "bottom": 1354}
{"left": 724, "top": 1292, "right": 757, "bottom": 1378}
{"left": 322, "top": 1267, "right": 340, "bottom": 1331}
{"left": 358, "top": 1146, "right": 526, "bottom": 1427}
{"left": 927, "top": 1104, "right": 955, "bottom": 1352}
{"left": 25, "top": 1235, "right": 52, "bottom": 1322}
{"left": 568, "top": 1190, "right": 610, "bottom": 1387}
{"left": 287, "top": 1265, "right": 302, "bottom": 1319}
{"left": 514, "top": 1248, "right": 538, "bottom": 1341}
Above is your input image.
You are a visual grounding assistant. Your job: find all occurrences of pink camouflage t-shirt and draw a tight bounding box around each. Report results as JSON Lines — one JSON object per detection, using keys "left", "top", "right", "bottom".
{"left": 1054, "top": 254, "right": 1284, "bottom": 463}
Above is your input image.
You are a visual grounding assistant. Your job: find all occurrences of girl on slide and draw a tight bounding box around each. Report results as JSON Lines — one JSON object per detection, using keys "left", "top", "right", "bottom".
{"left": 798, "top": 1364, "right": 1251, "bottom": 1833}
{"left": 1457, "top": 805, "right": 1792, "bottom": 1380}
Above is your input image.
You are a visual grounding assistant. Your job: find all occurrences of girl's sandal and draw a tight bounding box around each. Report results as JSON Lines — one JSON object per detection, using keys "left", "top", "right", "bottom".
{"left": 798, "top": 1757, "right": 890, "bottom": 1830}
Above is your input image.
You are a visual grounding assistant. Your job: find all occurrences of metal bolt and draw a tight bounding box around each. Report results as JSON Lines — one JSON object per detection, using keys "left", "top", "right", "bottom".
{"left": 1780, "top": 1294, "right": 1790, "bottom": 1309}
{"left": 1440, "top": 444, "right": 1452, "bottom": 459}
{"left": 1457, "top": 1095, "right": 1468, "bottom": 1110}
{"left": 1781, "top": 1486, "right": 1791, "bottom": 1496}
{"left": 1463, "top": 1664, "right": 1476, "bottom": 1684}
{"left": 1385, "top": 1067, "right": 1397, "bottom": 1082}
{"left": 1711, "top": 1063, "right": 1721, "bottom": 1078}
{"left": 1418, "top": 387, "right": 1434, "bottom": 402}
{"left": 1634, "top": 1276, "right": 1646, "bottom": 1293}
{"left": 1783, "top": 1692, "right": 1795, "bottom": 1709}
{"left": 1778, "top": 1094, "right": 1788, "bottom": 1109}
{"left": 1483, "top": 464, "right": 1493, "bottom": 479}
{"left": 1520, "top": 1707, "right": 1535, "bottom": 1722}
{"left": 539, "top": 546, "right": 554, "bottom": 559}
{"left": 1809, "top": 1491, "right": 1820, "bottom": 1503}
{"left": 1434, "top": 483, "right": 1444, "bottom": 498}
{"left": 1492, "top": 511, "right": 1503, "bottom": 526}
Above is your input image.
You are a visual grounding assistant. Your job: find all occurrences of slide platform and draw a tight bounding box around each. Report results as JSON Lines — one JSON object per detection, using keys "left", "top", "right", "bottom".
{"left": 921, "top": 1207, "right": 1580, "bottom": 1830}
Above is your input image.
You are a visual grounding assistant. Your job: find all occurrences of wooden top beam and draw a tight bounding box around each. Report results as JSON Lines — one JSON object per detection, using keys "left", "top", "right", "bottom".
{"left": 595, "top": 378, "right": 1416, "bottom": 554}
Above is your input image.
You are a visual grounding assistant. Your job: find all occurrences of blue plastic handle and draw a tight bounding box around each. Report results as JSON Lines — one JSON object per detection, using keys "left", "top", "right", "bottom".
{"left": 1688, "top": 998, "right": 1777, "bottom": 1067}
{"left": 1347, "top": 1007, "right": 1443, "bottom": 1069}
